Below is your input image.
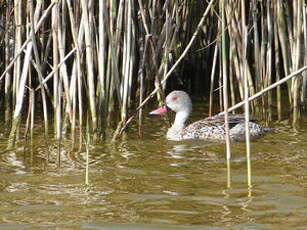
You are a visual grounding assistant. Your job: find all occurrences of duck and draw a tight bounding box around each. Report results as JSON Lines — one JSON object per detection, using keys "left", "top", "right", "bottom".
{"left": 150, "top": 90, "right": 271, "bottom": 141}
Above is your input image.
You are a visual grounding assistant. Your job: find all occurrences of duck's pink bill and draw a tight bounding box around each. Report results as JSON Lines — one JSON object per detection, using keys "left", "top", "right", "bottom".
{"left": 149, "top": 105, "right": 168, "bottom": 115}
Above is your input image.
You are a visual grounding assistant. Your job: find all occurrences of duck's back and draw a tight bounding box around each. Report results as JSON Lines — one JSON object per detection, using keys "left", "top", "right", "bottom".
{"left": 181, "top": 114, "right": 270, "bottom": 141}
{"left": 180, "top": 114, "right": 229, "bottom": 140}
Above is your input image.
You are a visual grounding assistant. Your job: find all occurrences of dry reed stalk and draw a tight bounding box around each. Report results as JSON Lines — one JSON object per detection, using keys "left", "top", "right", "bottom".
{"left": 229, "top": 63, "right": 236, "bottom": 112}
{"left": 163, "top": 4, "right": 170, "bottom": 92}
{"left": 219, "top": 47, "right": 223, "bottom": 112}
{"left": 209, "top": 43, "right": 218, "bottom": 117}
{"left": 8, "top": 39, "right": 33, "bottom": 148}
{"left": 266, "top": 0, "right": 273, "bottom": 121}
{"left": 252, "top": 0, "right": 261, "bottom": 93}
{"left": 241, "top": 0, "right": 251, "bottom": 188}
{"left": 291, "top": 0, "right": 303, "bottom": 124}
{"left": 24, "top": 89, "right": 32, "bottom": 141}
{"left": 66, "top": 0, "right": 77, "bottom": 143}
{"left": 4, "top": 4, "right": 13, "bottom": 123}
{"left": 13, "top": 0, "right": 22, "bottom": 108}
{"left": 85, "top": 117, "right": 90, "bottom": 185}
{"left": 259, "top": 3, "right": 266, "bottom": 117}
{"left": 81, "top": 0, "right": 97, "bottom": 133}
{"left": 276, "top": 0, "right": 292, "bottom": 104}
{"left": 52, "top": 1, "right": 61, "bottom": 140}
{"left": 273, "top": 3, "right": 282, "bottom": 121}
{"left": 57, "top": 2, "right": 73, "bottom": 126}
{"left": 226, "top": 24, "right": 236, "bottom": 110}
{"left": 66, "top": 0, "right": 83, "bottom": 145}
{"left": 98, "top": 0, "right": 106, "bottom": 129}
{"left": 30, "top": 0, "right": 49, "bottom": 137}
{"left": 69, "top": 8, "right": 84, "bottom": 147}
{"left": 221, "top": 0, "right": 231, "bottom": 188}
{"left": 302, "top": 4, "right": 307, "bottom": 106}
{"left": 121, "top": 0, "right": 134, "bottom": 122}
{"left": 138, "top": 35, "right": 150, "bottom": 133}
{"left": 104, "top": 49, "right": 112, "bottom": 119}
{"left": 30, "top": 89, "right": 34, "bottom": 145}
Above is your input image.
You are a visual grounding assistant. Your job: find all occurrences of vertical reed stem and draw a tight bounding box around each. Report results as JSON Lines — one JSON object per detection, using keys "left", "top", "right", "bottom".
{"left": 221, "top": 0, "right": 231, "bottom": 188}
{"left": 4, "top": 3, "right": 12, "bottom": 123}
{"left": 85, "top": 114, "right": 90, "bottom": 185}
{"left": 302, "top": 4, "right": 307, "bottom": 105}
{"left": 209, "top": 44, "right": 218, "bottom": 117}
{"left": 81, "top": 0, "right": 97, "bottom": 133}
{"left": 241, "top": 0, "right": 252, "bottom": 188}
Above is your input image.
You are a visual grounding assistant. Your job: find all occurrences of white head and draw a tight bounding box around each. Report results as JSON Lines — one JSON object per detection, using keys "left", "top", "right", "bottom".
{"left": 150, "top": 91, "right": 192, "bottom": 139}
{"left": 149, "top": 90, "right": 192, "bottom": 116}
{"left": 165, "top": 90, "right": 192, "bottom": 115}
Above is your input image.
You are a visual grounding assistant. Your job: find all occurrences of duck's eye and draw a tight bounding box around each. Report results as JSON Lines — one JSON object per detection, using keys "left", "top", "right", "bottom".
{"left": 172, "top": 96, "right": 178, "bottom": 101}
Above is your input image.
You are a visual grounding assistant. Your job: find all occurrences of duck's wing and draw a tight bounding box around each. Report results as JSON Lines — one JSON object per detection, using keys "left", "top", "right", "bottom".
{"left": 202, "top": 114, "right": 256, "bottom": 126}
{"left": 182, "top": 114, "right": 269, "bottom": 141}
{"left": 181, "top": 115, "right": 229, "bottom": 140}
{"left": 183, "top": 114, "right": 255, "bottom": 134}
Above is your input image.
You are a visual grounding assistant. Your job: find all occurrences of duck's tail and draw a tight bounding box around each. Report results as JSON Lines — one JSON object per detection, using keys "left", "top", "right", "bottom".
{"left": 229, "top": 122, "right": 272, "bottom": 142}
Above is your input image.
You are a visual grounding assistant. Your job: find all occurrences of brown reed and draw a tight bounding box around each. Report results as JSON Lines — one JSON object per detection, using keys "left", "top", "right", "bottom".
{"left": 0, "top": 0, "right": 306, "bottom": 148}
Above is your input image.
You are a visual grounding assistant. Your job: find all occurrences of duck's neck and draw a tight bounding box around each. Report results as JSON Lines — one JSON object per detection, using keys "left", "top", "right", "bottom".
{"left": 172, "top": 111, "right": 190, "bottom": 130}
{"left": 166, "top": 111, "right": 190, "bottom": 140}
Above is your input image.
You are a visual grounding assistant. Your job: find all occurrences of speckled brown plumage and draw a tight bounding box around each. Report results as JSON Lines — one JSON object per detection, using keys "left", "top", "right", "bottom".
{"left": 180, "top": 114, "right": 271, "bottom": 141}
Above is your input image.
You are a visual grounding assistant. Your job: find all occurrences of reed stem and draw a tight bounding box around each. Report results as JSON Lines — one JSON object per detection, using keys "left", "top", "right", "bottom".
{"left": 221, "top": 0, "right": 231, "bottom": 188}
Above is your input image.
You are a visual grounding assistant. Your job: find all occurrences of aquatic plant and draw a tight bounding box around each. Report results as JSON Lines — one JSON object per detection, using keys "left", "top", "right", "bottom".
{"left": 0, "top": 0, "right": 306, "bottom": 150}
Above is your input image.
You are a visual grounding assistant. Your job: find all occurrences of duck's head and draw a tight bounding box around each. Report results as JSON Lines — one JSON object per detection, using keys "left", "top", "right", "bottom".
{"left": 150, "top": 90, "right": 192, "bottom": 115}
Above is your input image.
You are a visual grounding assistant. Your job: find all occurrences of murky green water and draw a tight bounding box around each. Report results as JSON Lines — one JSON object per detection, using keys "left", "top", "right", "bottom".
{"left": 0, "top": 103, "right": 307, "bottom": 229}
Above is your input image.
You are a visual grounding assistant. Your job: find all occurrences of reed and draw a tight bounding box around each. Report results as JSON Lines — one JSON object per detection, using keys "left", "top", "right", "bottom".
{"left": 241, "top": 0, "right": 252, "bottom": 187}
{"left": 220, "top": 0, "right": 231, "bottom": 188}
{"left": 85, "top": 112, "right": 90, "bottom": 185}
{"left": 4, "top": 3, "right": 12, "bottom": 123}
{"left": 0, "top": 0, "right": 306, "bottom": 149}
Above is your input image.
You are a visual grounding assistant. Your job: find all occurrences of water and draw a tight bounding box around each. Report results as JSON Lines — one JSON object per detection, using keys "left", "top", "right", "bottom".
{"left": 0, "top": 104, "right": 307, "bottom": 229}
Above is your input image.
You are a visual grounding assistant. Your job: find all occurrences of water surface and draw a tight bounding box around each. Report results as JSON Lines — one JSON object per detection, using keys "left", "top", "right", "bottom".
{"left": 0, "top": 104, "right": 307, "bottom": 229}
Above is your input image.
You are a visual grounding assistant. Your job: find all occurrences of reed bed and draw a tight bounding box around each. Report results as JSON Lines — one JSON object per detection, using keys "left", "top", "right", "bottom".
{"left": 0, "top": 0, "right": 306, "bottom": 148}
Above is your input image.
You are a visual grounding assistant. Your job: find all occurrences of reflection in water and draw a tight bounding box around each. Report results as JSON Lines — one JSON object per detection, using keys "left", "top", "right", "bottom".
{"left": 167, "top": 144, "right": 187, "bottom": 159}
{"left": 4, "top": 152, "right": 26, "bottom": 175}
{"left": 0, "top": 109, "right": 307, "bottom": 229}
